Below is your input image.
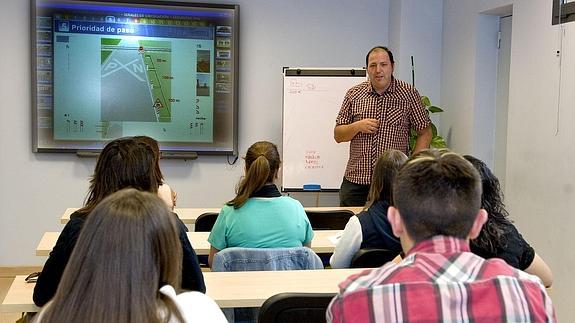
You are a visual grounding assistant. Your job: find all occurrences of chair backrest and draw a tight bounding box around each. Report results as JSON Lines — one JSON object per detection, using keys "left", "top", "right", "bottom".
{"left": 305, "top": 210, "right": 355, "bottom": 230}
{"left": 194, "top": 212, "right": 218, "bottom": 232}
{"left": 258, "top": 292, "right": 336, "bottom": 323}
{"left": 211, "top": 247, "right": 324, "bottom": 272}
{"left": 350, "top": 248, "right": 399, "bottom": 268}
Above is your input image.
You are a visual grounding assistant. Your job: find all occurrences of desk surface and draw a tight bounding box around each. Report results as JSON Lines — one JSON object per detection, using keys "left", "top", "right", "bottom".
{"left": 203, "top": 268, "right": 362, "bottom": 308}
{"left": 36, "top": 230, "right": 342, "bottom": 257}
{"left": 60, "top": 206, "right": 364, "bottom": 224}
{"left": 2, "top": 269, "right": 365, "bottom": 312}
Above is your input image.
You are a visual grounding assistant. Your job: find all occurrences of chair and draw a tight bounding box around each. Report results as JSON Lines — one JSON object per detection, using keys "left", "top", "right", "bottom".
{"left": 212, "top": 247, "right": 324, "bottom": 322}
{"left": 194, "top": 212, "right": 219, "bottom": 232}
{"left": 258, "top": 292, "right": 336, "bottom": 323}
{"left": 350, "top": 248, "right": 399, "bottom": 268}
{"left": 305, "top": 210, "right": 355, "bottom": 230}
{"left": 212, "top": 247, "right": 324, "bottom": 272}
{"left": 194, "top": 212, "right": 218, "bottom": 267}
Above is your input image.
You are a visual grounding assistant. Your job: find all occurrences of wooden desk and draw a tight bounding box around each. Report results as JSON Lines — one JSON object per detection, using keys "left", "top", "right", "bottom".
{"left": 203, "top": 268, "right": 363, "bottom": 308}
{"left": 1, "top": 276, "right": 40, "bottom": 313}
{"left": 1, "top": 269, "right": 554, "bottom": 313}
{"left": 60, "top": 206, "right": 364, "bottom": 224}
{"left": 36, "top": 230, "right": 342, "bottom": 256}
{"left": 1, "top": 269, "right": 365, "bottom": 312}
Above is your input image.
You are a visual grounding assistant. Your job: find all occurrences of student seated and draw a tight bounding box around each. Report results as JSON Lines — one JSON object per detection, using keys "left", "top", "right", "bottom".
{"left": 33, "top": 137, "right": 205, "bottom": 307}
{"left": 464, "top": 155, "right": 553, "bottom": 287}
{"left": 207, "top": 141, "right": 314, "bottom": 267}
{"left": 134, "top": 135, "right": 177, "bottom": 209}
{"left": 330, "top": 150, "right": 406, "bottom": 268}
{"left": 327, "top": 149, "right": 555, "bottom": 322}
{"left": 34, "top": 189, "right": 226, "bottom": 323}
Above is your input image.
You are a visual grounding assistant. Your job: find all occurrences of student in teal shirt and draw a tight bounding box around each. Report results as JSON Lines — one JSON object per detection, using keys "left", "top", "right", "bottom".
{"left": 208, "top": 141, "right": 314, "bottom": 267}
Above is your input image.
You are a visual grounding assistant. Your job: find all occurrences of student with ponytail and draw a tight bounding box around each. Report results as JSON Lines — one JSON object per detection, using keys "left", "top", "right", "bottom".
{"left": 207, "top": 141, "right": 314, "bottom": 267}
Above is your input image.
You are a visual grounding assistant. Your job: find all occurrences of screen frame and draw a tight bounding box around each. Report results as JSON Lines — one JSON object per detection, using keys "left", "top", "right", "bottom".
{"left": 31, "top": 0, "right": 239, "bottom": 157}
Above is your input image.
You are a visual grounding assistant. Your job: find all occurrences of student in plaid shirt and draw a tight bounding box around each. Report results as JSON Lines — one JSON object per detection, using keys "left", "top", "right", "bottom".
{"left": 334, "top": 46, "right": 432, "bottom": 206}
{"left": 327, "top": 149, "right": 555, "bottom": 323}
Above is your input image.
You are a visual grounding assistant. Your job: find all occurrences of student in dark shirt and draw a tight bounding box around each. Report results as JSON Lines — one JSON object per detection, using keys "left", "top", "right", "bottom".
{"left": 464, "top": 155, "right": 553, "bottom": 287}
{"left": 35, "top": 189, "right": 225, "bottom": 322}
{"left": 33, "top": 137, "right": 205, "bottom": 307}
{"left": 330, "top": 150, "right": 407, "bottom": 268}
{"left": 134, "top": 135, "right": 177, "bottom": 209}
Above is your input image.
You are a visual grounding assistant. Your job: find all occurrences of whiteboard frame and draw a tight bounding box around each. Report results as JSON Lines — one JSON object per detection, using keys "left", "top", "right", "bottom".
{"left": 281, "top": 67, "right": 366, "bottom": 192}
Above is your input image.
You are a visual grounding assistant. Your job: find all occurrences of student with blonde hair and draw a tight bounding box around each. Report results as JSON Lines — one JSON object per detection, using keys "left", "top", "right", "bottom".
{"left": 207, "top": 141, "right": 314, "bottom": 267}
{"left": 35, "top": 189, "right": 226, "bottom": 323}
{"left": 330, "top": 150, "right": 406, "bottom": 268}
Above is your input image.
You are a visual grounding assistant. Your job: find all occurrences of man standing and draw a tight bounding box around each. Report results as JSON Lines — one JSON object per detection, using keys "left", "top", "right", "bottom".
{"left": 326, "top": 149, "right": 555, "bottom": 323}
{"left": 335, "top": 46, "right": 431, "bottom": 206}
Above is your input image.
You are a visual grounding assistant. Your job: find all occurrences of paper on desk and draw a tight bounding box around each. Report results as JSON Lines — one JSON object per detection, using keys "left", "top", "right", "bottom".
{"left": 328, "top": 233, "right": 342, "bottom": 246}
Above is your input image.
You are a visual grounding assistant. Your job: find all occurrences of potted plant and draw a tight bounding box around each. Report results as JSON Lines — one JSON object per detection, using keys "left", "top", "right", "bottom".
{"left": 409, "top": 95, "right": 447, "bottom": 151}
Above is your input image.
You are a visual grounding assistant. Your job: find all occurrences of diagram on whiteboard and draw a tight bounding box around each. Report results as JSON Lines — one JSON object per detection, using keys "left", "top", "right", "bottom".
{"left": 287, "top": 79, "right": 325, "bottom": 94}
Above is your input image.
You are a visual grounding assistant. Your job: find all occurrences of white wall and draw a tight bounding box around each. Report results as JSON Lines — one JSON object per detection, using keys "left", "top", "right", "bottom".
{"left": 389, "top": 0, "right": 443, "bottom": 130}
{"left": 0, "top": 0, "right": 394, "bottom": 265}
{"left": 389, "top": 0, "right": 443, "bottom": 103}
{"left": 442, "top": 0, "right": 574, "bottom": 320}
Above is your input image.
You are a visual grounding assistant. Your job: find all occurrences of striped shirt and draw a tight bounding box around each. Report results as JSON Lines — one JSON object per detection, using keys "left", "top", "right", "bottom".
{"left": 336, "top": 79, "right": 430, "bottom": 185}
{"left": 326, "top": 236, "right": 555, "bottom": 323}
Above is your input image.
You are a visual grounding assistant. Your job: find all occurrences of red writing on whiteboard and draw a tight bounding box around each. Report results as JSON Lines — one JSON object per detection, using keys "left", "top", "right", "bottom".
{"left": 305, "top": 150, "right": 323, "bottom": 169}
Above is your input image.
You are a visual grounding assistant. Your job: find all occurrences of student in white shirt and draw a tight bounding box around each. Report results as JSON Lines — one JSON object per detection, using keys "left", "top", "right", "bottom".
{"left": 35, "top": 189, "right": 226, "bottom": 323}
{"left": 330, "top": 150, "right": 407, "bottom": 268}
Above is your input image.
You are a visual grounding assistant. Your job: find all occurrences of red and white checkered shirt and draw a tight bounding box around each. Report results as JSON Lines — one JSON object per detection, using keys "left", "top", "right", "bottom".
{"left": 327, "top": 236, "right": 555, "bottom": 323}
{"left": 336, "top": 79, "right": 430, "bottom": 185}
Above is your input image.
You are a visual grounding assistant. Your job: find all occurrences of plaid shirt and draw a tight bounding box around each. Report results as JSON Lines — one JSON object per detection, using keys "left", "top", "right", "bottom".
{"left": 327, "top": 236, "right": 555, "bottom": 323}
{"left": 336, "top": 79, "right": 430, "bottom": 185}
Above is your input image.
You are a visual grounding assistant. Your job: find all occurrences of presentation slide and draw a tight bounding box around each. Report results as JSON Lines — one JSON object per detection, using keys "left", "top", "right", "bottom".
{"left": 52, "top": 19, "right": 215, "bottom": 142}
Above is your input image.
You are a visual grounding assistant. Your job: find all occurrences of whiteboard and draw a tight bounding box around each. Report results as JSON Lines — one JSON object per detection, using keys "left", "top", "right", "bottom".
{"left": 282, "top": 68, "right": 366, "bottom": 191}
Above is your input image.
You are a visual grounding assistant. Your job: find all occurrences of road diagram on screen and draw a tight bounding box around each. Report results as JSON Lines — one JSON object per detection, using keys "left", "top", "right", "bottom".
{"left": 53, "top": 28, "right": 215, "bottom": 143}
{"left": 101, "top": 38, "right": 172, "bottom": 123}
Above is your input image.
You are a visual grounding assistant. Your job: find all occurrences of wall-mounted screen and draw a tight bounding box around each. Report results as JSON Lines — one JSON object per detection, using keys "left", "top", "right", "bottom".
{"left": 32, "top": 0, "right": 238, "bottom": 156}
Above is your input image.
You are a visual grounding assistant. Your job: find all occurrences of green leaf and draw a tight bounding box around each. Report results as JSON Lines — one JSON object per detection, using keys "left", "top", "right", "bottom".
{"left": 430, "top": 136, "right": 447, "bottom": 148}
{"left": 421, "top": 96, "right": 431, "bottom": 107}
{"left": 431, "top": 123, "right": 438, "bottom": 137}
{"left": 409, "top": 129, "right": 417, "bottom": 151}
{"left": 428, "top": 105, "right": 444, "bottom": 113}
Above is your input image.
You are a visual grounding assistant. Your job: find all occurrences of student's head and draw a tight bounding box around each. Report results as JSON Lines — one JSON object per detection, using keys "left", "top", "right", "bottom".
{"left": 462, "top": 155, "right": 508, "bottom": 218}
{"left": 463, "top": 155, "right": 511, "bottom": 252}
{"left": 228, "top": 141, "right": 281, "bottom": 208}
{"left": 388, "top": 149, "right": 487, "bottom": 249}
{"left": 365, "top": 46, "right": 395, "bottom": 93}
{"left": 83, "top": 137, "right": 158, "bottom": 213}
{"left": 366, "top": 149, "right": 407, "bottom": 207}
{"left": 41, "top": 189, "right": 183, "bottom": 322}
{"left": 134, "top": 135, "right": 164, "bottom": 184}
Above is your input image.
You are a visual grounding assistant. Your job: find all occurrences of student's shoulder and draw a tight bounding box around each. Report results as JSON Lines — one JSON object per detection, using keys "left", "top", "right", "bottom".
{"left": 218, "top": 204, "right": 235, "bottom": 216}
{"left": 63, "top": 211, "right": 88, "bottom": 234}
{"left": 160, "top": 285, "right": 227, "bottom": 322}
{"left": 175, "top": 291, "right": 228, "bottom": 322}
{"left": 277, "top": 195, "right": 305, "bottom": 208}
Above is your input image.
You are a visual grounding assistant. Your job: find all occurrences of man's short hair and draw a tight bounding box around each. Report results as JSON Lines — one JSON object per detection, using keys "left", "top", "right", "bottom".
{"left": 393, "top": 149, "right": 482, "bottom": 242}
{"left": 365, "top": 46, "right": 395, "bottom": 67}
